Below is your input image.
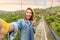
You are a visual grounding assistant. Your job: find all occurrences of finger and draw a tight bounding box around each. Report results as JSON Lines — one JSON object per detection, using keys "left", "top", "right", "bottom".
{"left": 0, "top": 19, "right": 4, "bottom": 29}
{"left": 0, "top": 19, "right": 9, "bottom": 34}
{"left": 1, "top": 19, "right": 9, "bottom": 33}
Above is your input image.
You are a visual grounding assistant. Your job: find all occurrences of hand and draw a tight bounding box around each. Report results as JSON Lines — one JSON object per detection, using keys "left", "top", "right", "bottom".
{"left": 0, "top": 19, "right": 15, "bottom": 40}
{"left": 0, "top": 27, "right": 6, "bottom": 40}
{"left": 32, "top": 20, "right": 36, "bottom": 26}
{"left": 0, "top": 19, "right": 6, "bottom": 40}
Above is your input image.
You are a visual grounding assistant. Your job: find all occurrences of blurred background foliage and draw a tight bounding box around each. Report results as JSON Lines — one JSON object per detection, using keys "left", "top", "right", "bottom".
{"left": 0, "top": 6, "right": 60, "bottom": 40}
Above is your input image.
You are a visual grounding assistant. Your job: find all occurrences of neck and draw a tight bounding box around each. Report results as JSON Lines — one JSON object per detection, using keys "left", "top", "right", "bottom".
{"left": 26, "top": 19, "right": 30, "bottom": 25}
{"left": 26, "top": 19, "right": 30, "bottom": 22}
{"left": 25, "top": 18, "right": 30, "bottom": 21}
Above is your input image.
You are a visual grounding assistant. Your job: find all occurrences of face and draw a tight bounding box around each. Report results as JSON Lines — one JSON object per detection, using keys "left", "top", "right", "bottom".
{"left": 25, "top": 10, "right": 32, "bottom": 20}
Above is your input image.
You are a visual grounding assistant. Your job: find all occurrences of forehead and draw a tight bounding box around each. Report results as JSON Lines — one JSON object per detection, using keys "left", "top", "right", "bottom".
{"left": 26, "top": 10, "right": 32, "bottom": 12}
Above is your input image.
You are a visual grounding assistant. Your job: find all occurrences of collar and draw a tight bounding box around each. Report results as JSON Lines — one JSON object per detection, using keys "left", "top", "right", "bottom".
{"left": 24, "top": 18, "right": 32, "bottom": 24}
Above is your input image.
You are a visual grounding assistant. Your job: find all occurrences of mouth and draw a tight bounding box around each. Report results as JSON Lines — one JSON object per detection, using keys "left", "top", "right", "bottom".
{"left": 26, "top": 16, "right": 31, "bottom": 18}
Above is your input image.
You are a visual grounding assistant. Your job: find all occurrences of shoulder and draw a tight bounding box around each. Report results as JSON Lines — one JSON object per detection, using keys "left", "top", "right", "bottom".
{"left": 18, "top": 19, "right": 24, "bottom": 22}
{"left": 17, "top": 19, "right": 25, "bottom": 26}
{"left": 17, "top": 19, "right": 25, "bottom": 24}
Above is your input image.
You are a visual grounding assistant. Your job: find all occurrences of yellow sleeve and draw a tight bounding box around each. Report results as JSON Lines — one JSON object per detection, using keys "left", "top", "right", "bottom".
{"left": 1, "top": 19, "right": 9, "bottom": 34}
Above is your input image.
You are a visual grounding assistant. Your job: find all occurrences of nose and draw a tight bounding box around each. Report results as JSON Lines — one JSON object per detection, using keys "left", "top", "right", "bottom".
{"left": 27, "top": 12, "right": 30, "bottom": 14}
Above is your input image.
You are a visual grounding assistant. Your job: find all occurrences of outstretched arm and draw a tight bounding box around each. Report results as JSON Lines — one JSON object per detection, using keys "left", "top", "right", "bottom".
{"left": 0, "top": 19, "right": 22, "bottom": 40}
{"left": 8, "top": 23, "right": 14, "bottom": 33}
{"left": 0, "top": 19, "right": 15, "bottom": 40}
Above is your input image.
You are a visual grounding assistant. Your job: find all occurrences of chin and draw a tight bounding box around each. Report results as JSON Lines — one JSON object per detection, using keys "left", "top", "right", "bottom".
{"left": 26, "top": 18, "right": 30, "bottom": 20}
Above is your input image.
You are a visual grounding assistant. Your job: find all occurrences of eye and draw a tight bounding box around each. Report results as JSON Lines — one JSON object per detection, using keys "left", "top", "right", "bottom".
{"left": 29, "top": 12, "right": 32, "bottom": 14}
{"left": 26, "top": 12, "right": 28, "bottom": 13}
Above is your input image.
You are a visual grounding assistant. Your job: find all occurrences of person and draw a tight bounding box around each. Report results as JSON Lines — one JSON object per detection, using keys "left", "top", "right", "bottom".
{"left": 0, "top": 8, "right": 36, "bottom": 40}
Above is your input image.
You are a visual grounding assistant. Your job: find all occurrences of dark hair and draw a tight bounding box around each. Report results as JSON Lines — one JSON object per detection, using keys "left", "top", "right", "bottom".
{"left": 25, "top": 8, "right": 34, "bottom": 21}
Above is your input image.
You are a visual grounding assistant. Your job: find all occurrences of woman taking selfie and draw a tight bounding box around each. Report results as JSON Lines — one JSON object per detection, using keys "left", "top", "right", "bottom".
{"left": 0, "top": 8, "right": 36, "bottom": 40}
